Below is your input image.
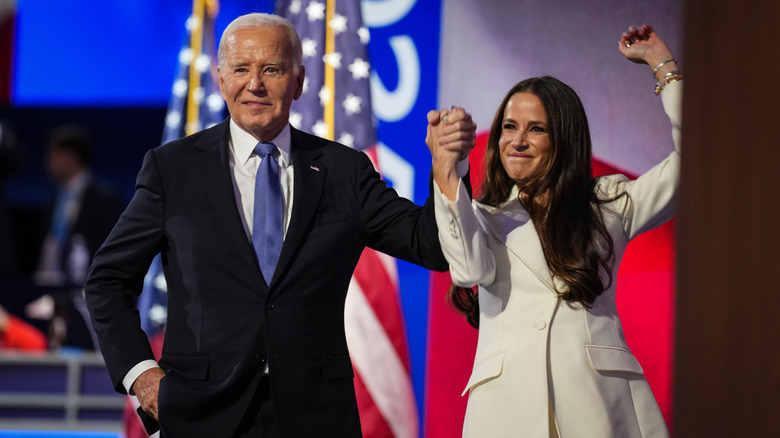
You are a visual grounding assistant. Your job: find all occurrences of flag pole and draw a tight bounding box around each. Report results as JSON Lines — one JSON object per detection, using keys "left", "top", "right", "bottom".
{"left": 323, "top": 0, "right": 336, "bottom": 140}
{"left": 186, "top": 0, "right": 205, "bottom": 136}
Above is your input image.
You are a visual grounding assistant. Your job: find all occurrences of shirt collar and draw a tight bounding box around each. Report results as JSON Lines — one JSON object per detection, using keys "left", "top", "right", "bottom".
{"left": 229, "top": 119, "right": 292, "bottom": 168}
{"left": 498, "top": 185, "right": 523, "bottom": 211}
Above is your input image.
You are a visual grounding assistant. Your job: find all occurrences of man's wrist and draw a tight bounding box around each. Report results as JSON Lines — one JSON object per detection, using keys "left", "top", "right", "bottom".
{"left": 124, "top": 360, "right": 161, "bottom": 395}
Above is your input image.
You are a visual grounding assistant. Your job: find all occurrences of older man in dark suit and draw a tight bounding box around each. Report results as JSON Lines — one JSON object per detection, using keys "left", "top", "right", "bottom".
{"left": 85, "top": 12, "right": 475, "bottom": 438}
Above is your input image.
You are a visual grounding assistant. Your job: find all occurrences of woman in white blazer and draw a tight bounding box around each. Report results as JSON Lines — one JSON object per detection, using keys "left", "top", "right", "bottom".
{"left": 427, "top": 25, "right": 680, "bottom": 437}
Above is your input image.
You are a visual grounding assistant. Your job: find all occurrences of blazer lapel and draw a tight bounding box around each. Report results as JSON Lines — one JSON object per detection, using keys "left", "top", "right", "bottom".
{"left": 478, "top": 192, "right": 558, "bottom": 294}
{"left": 194, "top": 120, "right": 262, "bottom": 277}
{"left": 270, "top": 128, "right": 327, "bottom": 289}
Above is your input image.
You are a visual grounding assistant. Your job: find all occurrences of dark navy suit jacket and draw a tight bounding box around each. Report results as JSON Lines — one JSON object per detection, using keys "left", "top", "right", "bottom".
{"left": 85, "top": 120, "right": 450, "bottom": 437}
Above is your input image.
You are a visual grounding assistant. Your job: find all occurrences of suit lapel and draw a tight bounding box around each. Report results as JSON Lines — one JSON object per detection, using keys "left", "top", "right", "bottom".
{"left": 194, "top": 120, "right": 262, "bottom": 277}
{"left": 270, "top": 128, "right": 327, "bottom": 289}
{"left": 478, "top": 192, "right": 558, "bottom": 293}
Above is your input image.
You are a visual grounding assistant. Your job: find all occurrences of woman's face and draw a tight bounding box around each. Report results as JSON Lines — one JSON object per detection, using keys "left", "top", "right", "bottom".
{"left": 498, "top": 92, "right": 552, "bottom": 185}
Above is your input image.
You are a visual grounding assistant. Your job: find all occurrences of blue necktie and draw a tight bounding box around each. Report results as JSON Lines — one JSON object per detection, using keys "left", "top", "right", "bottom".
{"left": 252, "top": 142, "right": 284, "bottom": 284}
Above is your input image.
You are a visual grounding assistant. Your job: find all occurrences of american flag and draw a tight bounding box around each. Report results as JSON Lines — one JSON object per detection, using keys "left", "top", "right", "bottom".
{"left": 125, "top": 1, "right": 224, "bottom": 436}
{"left": 138, "top": 0, "right": 224, "bottom": 339}
{"left": 276, "top": 1, "right": 419, "bottom": 437}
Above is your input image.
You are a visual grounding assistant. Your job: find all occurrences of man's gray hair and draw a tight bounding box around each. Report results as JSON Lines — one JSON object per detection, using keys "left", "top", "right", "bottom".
{"left": 217, "top": 13, "right": 303, "bottom": 74}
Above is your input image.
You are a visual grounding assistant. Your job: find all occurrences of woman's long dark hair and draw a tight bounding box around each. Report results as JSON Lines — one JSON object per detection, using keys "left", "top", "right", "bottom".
{"left": 449, "top": 77, "right": 621, "bottom": 329}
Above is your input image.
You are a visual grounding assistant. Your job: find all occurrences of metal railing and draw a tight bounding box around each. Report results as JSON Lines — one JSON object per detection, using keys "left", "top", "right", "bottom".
{"left": 0, "top": 351, "right": 123, "bottom": 431}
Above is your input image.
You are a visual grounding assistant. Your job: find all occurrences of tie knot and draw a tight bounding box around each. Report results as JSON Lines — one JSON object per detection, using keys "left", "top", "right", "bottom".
{"left": 254, "top": 142, "right": 277, "bottom": 158}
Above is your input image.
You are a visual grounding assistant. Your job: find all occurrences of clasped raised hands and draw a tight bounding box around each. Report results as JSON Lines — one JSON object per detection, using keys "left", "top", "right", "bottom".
{"left": 426, "top": 107, "right": 476, "bottom": 200}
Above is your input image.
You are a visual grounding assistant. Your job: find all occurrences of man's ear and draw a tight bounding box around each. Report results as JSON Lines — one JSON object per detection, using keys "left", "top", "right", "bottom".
{"left": 217, "top": 67, "right": 227, "bottom": 99}
{"left": 294, "top": 65, "right": 305, "bottom": 100}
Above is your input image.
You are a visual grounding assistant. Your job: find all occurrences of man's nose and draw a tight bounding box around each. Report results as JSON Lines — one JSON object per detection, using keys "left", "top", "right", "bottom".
{"left": 247, "top": 72, "right": 264, "bottom": 91}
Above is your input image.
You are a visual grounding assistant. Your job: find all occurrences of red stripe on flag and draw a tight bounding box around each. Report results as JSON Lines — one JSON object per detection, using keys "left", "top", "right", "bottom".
{"left": 352, "top": 244, "right": 412, "bottom": 372}
{"left": 354, "top": 366, "right": 395, "bottom": 438}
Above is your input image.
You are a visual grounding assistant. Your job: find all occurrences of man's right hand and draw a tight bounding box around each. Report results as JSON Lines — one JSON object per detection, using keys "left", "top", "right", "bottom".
{"left": 132, "top": 367, "right": 166, "bottom": 420}
{"left": 427, "top": 107, "right": 476, "bottom": 201}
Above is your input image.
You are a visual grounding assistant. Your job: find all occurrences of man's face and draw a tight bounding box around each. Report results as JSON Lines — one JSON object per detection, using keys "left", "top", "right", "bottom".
{"left": 218, "top": 26, "right": 304, "bottom": 142}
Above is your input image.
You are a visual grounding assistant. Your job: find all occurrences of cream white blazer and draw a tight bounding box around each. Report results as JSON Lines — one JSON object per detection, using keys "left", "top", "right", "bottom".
{"left": 435, "top": 81, "right": 682, "bottom": 438}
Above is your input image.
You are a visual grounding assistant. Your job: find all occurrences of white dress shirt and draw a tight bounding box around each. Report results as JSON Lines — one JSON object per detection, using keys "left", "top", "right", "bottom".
{"left": 228, "top": 119, "right": 294, "bottom": 240}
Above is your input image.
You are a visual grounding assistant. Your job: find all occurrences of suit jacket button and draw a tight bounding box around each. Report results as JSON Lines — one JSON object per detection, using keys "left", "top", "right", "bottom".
{"left": 255, "top": 354, "right": 266, "bottom": 366}
{"left": 265, "top": 302, "right": 275, "bottom": 310}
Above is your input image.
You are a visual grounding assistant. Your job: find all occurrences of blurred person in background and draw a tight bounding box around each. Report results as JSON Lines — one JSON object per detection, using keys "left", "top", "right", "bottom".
{"left": 29, "top": 125, "right": 125, "bottom": 350}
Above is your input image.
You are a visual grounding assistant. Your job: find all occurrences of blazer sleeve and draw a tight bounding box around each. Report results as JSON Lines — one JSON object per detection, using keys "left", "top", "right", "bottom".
{"left": 433, "top": 180, "right": 496, "bottom": 287}
{"left": 85, "top": 149, "right": 166, "bottom": 393}
{"left": 599, "top": 80, "right": 683, "bottom": 240}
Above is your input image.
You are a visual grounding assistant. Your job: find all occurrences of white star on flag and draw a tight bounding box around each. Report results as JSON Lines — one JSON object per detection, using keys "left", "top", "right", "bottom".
{"left": 342, "top": 93, "right": 362, "bottom": 115}
{"left": 357, "top": 27, "right": 370, "bottom": 44}
{"left": 338, "top": 132, "right": 355, "bottom": 148}
{"left": 185, "top": 15, "right": 201, "bottom": 32}
{"left": 306, "top": 1, "right": 325, "bottom": 22}
{"left": 348, "top": 58, "right": 370, "bottom": 80}
{"left": 289, "top": 111, "right": 303, "bottom": 129}
{"left": 149, "top": 304, "right": 167, "bottom": 326}
{"left": 302, "top": 38, "right": 318, "bottom": 58}
{"left": 329, "top": 13, "right": 348, "bottom": 34}
{"left": 192, "top": 87, "right": 204, "bottom": 103}
{"left": 322, "top": 52, "right": 342, "bottom": 69}
{"left": 318, "top": 86, "right": 332, "bottom": 106}
{"left": 165, "top": 111, "right": 181, "bottom": 129}
{"left": 207, "top": 94, "right": 224, "bottom": 114}
{"left": 312, "top": 120, "right": 328, "bottom": 138}
{"left": 173, "top": 79, "right": 188, "bottom": 97}
{"left": 179, "top": 48, "right": 194, "bottom": 65}
{"left": 195, "top": 54, "right": 211, "bottom": 72}
{"left": 289, "top": 0, "right": 302, "bottom": 15}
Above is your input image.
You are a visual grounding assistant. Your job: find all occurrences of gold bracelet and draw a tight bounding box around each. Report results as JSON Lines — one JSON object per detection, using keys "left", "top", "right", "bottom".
{"left": 654, "top": 70, "right": 683, "bottom": 95}
{"left": 663, "top": 70, "right": 683, "bottom": 84}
